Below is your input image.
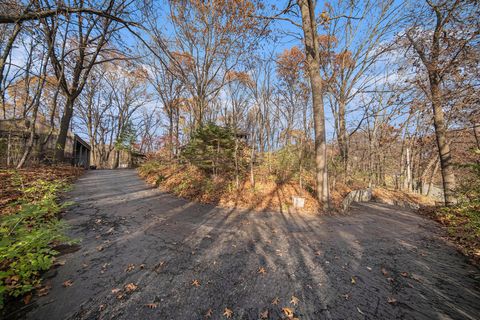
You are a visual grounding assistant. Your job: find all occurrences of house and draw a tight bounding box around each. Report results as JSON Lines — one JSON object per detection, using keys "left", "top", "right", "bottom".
{"left": 0, "top": 119, "right": 91, "bottom": 168}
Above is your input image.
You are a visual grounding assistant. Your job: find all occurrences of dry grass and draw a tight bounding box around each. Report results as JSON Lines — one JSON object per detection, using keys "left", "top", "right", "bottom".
{"left": 139, "top": 161, "right": 438, "bottom": 215}
{"left": 372, "top": 188, "right": 436, "bottom": 207}
{"left": 139, "top": 162, "right": 321, "bottom": 214}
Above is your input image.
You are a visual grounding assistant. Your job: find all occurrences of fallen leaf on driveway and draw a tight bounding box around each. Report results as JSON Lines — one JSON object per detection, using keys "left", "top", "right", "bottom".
{"left": 290, "top": 295, "right": 299, "bottom": 305}
{"left": 258, "top": 267, "right": 266, "bottom": 275}
{"left": 272, "top": 297, "right": 280, "bottom": 305}
{"left": 124, "top": 283, "right": 137, "bottom": 292}
{"left": 96, "top": 245, "right": 104, "bottom": 251}
{"left": 63, "top": 280, "right": 73, "bottom": 287}
{"left": 37, "top": 285, "right": 51, "bottom": 296}
{"left": 192, "top": 279, "right": 201, "bottom": 287}
{"left": 400, "top": 272, "right": 409, "bottom": 277}
{"left": 351, "top": 276, "right": 356, "bottom": 284}
{"left": 99, "top": 304, "right": 106, "bottom": 311}
{"left": 145, "top": 303, "right": 157, "bottom": 309}
{"left": 111, "top": 288, "right": 121, "bottom": 294}
{"left": 54, "top": 259, "right": 66, "bottom": 266}
{"left": 260, "top": 310, "right": 268, "bottom": 319}
{"left": 154, "top": 261, "right": 166, "bottom": 273}
{"left": 205, "top": 308, "right": 213, "bottom": 318}
{"left": 381, "top": 268, "right": 388, "bottom": 276}
{"left": 411, "top": 274, "right": 422, "bottom": 282}
{"left": 223, "top": 307, "right": 233, "bottom": 318}
{"left": 282, "top": 307, "right": 294, "bottom": 318}
{"left": 387, "top": 297, "right": 397, "bottom": 304}
{"left": 357, "top": 306, "right": 365, "bottom": 315}
{"left": 23, "top": 294, "right": 32, "bottom": 305}
{"left": 125, "top": 264, "right": 135, "bottom": 272}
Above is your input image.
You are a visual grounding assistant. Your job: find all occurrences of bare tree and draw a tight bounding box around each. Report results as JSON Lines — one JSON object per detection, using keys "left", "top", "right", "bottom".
{"left": 147, "top": 50, "right": 184, "bottom": 159}
{"left": 318, "top": 0, "right": 398, "bottom": 174}
{"left": 161, "top": 0, "right": 265, "bottom": 128}
{"left": 404, "top": 0, "right": 480, "bottom": 205}
{"left": 298, "top": 0, "right": 329, "bottom": 210}
{"left": 40, "top": 0, "right": 131, "bottom": 161}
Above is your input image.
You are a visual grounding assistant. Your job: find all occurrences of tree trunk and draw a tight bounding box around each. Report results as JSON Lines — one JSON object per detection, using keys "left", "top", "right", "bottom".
{"left": 404, "top": 146, "right": 412, "bottom": 191}
{"left": 16, "top": 106, "right": 39, "bottom": 169}
{"left": 427, "top": 159, "right": 440, "bottom": 196}
{"left": 430, "top": 76, "right": 456, "bottom": 205}
{"left": 298, "top": 0, "right": 329, "bottom": 210}
{"left": 55, "top": 97, "right": 75, "bottom": 162}
{"left": 175, "top": 108, "right": 180, "bottom": 157}
{"left": 473, "top": 122, "right": 480, "bottom": 151}
{"left": 168, "top": 110, "right": 174, "bottom": 160}
{"left": 0, "top": 23, "right": 22, "bottom": 112}
{"left": 338, "top": 99, "right": 348, "bottom": 174}
{"left": 7, "top": 131, "right": 12, "bottom": 167}
{"left": 114, "top": 150, "right": 120, "bottom": 169}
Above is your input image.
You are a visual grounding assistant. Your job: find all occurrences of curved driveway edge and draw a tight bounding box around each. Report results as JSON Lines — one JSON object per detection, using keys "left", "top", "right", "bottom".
{"left": 14, "top": 169, "right": 480, "bottom": 320}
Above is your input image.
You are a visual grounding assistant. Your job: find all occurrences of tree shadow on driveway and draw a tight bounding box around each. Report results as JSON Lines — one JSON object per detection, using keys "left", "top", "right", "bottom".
{"left": 15, "top": 170, "right": 480, "bottom": 320}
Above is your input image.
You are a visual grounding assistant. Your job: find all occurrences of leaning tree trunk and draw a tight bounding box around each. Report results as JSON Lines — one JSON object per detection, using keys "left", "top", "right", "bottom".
{"left": 298, "top": 0, "right": 329, "bottom": 210}
{"left": 16, "top": 106, "right": 38, "bottom": 169}
{"left": 430, "top": 75, "right": 456, "bottom": 206}
{"left": 0, "top": 23, "right": 22, "bottom": 109}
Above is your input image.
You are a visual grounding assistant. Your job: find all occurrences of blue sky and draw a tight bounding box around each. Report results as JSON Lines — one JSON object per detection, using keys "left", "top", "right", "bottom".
{"left": 78, "top": 0, "right": 411, "bottom": 143}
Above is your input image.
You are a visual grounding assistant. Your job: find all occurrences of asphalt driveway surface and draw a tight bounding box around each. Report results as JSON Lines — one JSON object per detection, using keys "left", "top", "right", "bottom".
{"left": 13, "top": 170, "right": 480, "bottom": 320}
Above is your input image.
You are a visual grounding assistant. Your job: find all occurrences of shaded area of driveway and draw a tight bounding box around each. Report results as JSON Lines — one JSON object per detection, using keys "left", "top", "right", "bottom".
{"left": 15, "top": 170, "right": 480, "bottom": 319}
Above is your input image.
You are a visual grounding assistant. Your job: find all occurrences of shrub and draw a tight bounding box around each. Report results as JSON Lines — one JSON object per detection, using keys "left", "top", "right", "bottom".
{"left": 181, "top": 123, "right": 245, "bottom": 176}
{"left": 0, "top": 179, "right": 73, "bottom": 309}
{"left": 430, "top": 149, "right": 480, "bottom": 260}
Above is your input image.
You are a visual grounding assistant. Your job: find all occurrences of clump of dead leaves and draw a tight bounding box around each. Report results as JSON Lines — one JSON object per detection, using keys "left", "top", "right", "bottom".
{"left": 111, "top": 283, "right": 138, "bottom": 300}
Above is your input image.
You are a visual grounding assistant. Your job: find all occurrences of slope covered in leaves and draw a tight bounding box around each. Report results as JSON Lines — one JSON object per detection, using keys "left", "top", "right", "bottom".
{"left": 138, "top": 161, "right": 322, "bottom": 214}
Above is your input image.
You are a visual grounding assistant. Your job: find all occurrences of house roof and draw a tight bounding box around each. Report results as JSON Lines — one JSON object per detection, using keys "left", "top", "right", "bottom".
{"left": 74, "top": 134, "right": 91, "bottom": 150}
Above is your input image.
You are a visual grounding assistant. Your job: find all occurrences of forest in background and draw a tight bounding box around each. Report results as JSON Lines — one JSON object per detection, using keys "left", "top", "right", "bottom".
{"left": 0, "top": 0, "right": 479, "bottom": 310}
{"left": 1, "top": 0, "right": 478, "bottom": 206}
{"left": 0, "top": 0, "right": 478, "bottom": 204}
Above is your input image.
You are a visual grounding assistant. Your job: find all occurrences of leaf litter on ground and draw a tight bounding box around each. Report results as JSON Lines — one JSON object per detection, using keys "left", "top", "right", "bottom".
{"left": 223, "top": 307, "right": 233, "bottom": 318}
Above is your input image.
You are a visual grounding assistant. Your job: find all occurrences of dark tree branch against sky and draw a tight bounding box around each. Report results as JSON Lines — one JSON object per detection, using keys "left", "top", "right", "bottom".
{"left": 1, "top": 0, "right": 480, "bottom": 317}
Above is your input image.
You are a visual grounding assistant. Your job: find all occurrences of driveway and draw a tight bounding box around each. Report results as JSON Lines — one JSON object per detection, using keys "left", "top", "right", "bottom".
{"left": 13, "top": 170, "right": 480, "bottom": 319}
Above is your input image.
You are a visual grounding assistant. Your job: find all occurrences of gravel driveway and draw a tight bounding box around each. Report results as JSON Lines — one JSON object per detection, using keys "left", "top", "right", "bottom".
{"left": 12, "top": 170, "right": 480, "bottom": 320}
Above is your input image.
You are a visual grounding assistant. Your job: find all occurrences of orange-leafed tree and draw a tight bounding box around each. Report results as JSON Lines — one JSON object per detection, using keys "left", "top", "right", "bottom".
{"left": 167, "top": 0, "right": 265, "bottom": 128}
